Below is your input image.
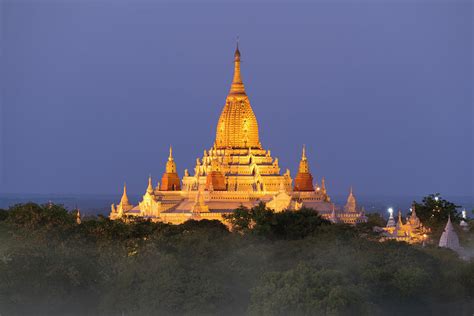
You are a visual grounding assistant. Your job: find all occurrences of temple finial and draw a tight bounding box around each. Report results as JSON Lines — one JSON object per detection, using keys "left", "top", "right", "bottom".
{"left": 169, "top": 145, "right": 173, "bottom": 161}
{"left": 147, "top": 175, "right": 153, "bottom": 194}
{"left": 120, "top": 182, "right": 129, "bottom": 205}
{"left": 235, "top": 36, "right": 240, "bottom": 59}
{"left": 298, "top": 145, "right": 310, "bottom": 174}
{"left": 230, "top": 38, "right": 245, "bottom": 95}
{"left": 76, "top": 208, "right": 81, "bottom": 225}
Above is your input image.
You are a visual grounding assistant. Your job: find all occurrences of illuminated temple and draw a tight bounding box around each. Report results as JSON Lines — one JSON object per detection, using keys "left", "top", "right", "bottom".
{"left": 110, "top": 45, "right": 367, "bottom": 225}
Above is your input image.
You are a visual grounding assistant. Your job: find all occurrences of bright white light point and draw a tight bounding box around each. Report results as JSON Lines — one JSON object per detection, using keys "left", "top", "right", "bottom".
{"left": 462, "top": 210, "right": 467, "bottom": 219}
{"left": 409, "top": 208, "right": 412, "bottom": 212}
{"left": 388, "top": 208, "right": 394, "bottom": 215}
{"left": 434, "top": 196, "right": 439, "bottom": 201}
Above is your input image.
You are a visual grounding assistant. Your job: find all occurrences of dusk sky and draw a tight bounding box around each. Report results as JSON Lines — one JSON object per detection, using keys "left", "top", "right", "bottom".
{"left": 1, "top": 0, "right": 472, "bottom": 197}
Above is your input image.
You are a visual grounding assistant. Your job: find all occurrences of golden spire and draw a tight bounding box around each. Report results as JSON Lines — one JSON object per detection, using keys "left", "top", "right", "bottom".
{"left": 397, "top": 210, "right": 403, "bottom": 226}
{"left": 120, "top": 182, "right": 129, "bottom": 205}
{"left": 344, "top": 186, "right": 357, "bottom": 212}
{"left": 166, "top": 145, "right": 177, "bottom": 174}
{"left": 215, "top": 42, "right": 261, "bottom": 149}
{"left": 76, "top": 208, "right": 81, "bottom": 225}
{"left": 298, "top": 145, "right": 310, "bottom": 173}
{"left": 147, "top": 175, "right": 154, "bottom": 194}
{"left": 230, "top": 38, "right": 246, "bottom": 95}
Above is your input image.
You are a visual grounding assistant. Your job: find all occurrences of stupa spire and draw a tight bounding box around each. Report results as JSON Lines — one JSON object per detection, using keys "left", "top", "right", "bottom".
{"left": 166, "top": 145, "right": 177, "bottom": 173}
{"left": 161, "top": 146, "right": 181, "bottom": 191}
{"left": 344, "top": 186, "right": 357, "bottom": 212}
{"left": 230, "top": 38, "right": 246, "bottom": 95}
{"left": 215, "top": 41, "right": 261, "bottom": 149}
{"left": 397, "top": 210, "right": 403, "bottom": 227}
{"left": 76, "top": 208, "right": 81, "bottom": 225}
{"left": 386, "top": 208, "right": 396, "bottom": 227}
{"left": 298, "top": 145, "right": 310, "bottom": 174}
{"left": 120, "top": 182, "right": 129, "bottom": 205}
{"left": 294, "top": 145, "right": 314, "bottom": 191}
{"left": 330, "top": 204, "right": 338, "bottom": 223}
{"left": 147, "top": 175, "right": 154, "bottom": 194}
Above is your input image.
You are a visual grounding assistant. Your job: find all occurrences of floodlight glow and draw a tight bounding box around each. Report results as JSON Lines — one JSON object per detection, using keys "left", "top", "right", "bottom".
{"left": 434, "top": 196, "right": 439, "bottom": 202}
{"left": 388, "top": 208, "right": 394, "bottom": 216}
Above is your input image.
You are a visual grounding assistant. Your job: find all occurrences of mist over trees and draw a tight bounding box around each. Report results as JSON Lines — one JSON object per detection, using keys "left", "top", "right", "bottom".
{"left": 0, "top": 199, "right": 472, "bottom": 315}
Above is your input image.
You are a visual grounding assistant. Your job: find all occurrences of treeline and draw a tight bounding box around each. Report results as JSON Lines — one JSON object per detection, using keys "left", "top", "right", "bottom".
{"left": 0, "top": 202, "right": 473, "bottom": 315}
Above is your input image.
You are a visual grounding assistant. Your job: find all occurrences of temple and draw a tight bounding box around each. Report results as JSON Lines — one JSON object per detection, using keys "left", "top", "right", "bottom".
{"left": 381, "top": 205, "right": 429, "bottom": 244}
{"left": 109, "top": 45, "right": 367, "bottom": 225}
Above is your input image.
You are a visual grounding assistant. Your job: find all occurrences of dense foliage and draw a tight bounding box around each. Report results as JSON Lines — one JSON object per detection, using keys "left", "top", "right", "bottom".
{"left": 412, "top": 193, "right": 463, "bottom": 239}
{"left": 0, "top": 202, "right": 473, "bottom": 315}
{"left": 413, "top": 194, "right": 460, "bottom": 224}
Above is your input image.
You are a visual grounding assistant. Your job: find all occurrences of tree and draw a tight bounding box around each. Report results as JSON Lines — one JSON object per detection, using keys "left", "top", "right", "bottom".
{"left": 248, "top": 263, "right": 368, "bottom": 315}
{"left": 0, "top": 209, "right": 8, "bottom": 221}
{"left": 355, "top": 213, "right": 386, "bottom": 238}
{"left": 6, "top": 202, "right": 75, "bottom": 231}
{"left": 224, "top": 203, "right": 330, "bottom": 239}
{"left": 413, "top": 194, "right": 461, "bottom": 231}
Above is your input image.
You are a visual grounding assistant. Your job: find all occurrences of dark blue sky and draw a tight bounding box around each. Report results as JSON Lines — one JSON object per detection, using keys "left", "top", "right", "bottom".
{"left": 1, "top": 0, "right": 472, "bottom": 197}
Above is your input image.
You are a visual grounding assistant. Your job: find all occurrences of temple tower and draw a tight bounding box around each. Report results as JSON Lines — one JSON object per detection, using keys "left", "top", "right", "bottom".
{"left": 76, "top": 208, "right": 81, "bottom": 224}
{"left": 344, "top": 186, "right": 357, "bottom": 212}
{"left": 161, "top": 146, "right": 181, "bottom": 191}
{"left": 110, "top": 183, "right": 133, "bottom": 219}
{"left": 181, "top": 44, "right": 290, "bottom": 193}
{"left": 215, "top": 43, "right": 261, "bottom": 149}
{"left": 386, "top": 208, "right": 396, "bottom": 228}
{"left": 408, "top": 204, "right": 421, "bottom": 227}
{"left": 294, "top": 145, "right": 314, "bottom": 191}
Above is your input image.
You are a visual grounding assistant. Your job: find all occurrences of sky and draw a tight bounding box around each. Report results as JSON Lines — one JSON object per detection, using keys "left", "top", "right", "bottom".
{"left": 1, "top": 0, "right": 472, "bottom": 197}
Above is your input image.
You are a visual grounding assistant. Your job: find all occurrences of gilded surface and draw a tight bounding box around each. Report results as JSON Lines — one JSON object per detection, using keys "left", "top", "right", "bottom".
{"left": 109, "top": 45, "right": 366, "bottom": 226}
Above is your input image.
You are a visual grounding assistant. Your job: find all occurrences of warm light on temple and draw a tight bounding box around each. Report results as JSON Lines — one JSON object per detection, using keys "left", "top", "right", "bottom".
{"left": 109, "top": 44, "right": 366, "bottom": 226}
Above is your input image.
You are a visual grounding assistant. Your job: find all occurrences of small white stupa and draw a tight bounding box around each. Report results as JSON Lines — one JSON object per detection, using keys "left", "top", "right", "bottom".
{"left": 329, "top": 205, "right": 338, "bottom": 224}
{"left": 386, "top": 208, "right": 396, "bottom": 228}
{"left": 460, "top": 209, "right": 469, "bottom": 232}
{"left": 439, "top": 215, "right": 460, "bottom": 250}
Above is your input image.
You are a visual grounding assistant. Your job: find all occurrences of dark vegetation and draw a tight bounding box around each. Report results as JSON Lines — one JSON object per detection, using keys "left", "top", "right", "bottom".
{"left": 0, "top": 200, "right": 472, "bottom": 316}
{"left": 413, "top": 193, "right": 463, "bottom": 239}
